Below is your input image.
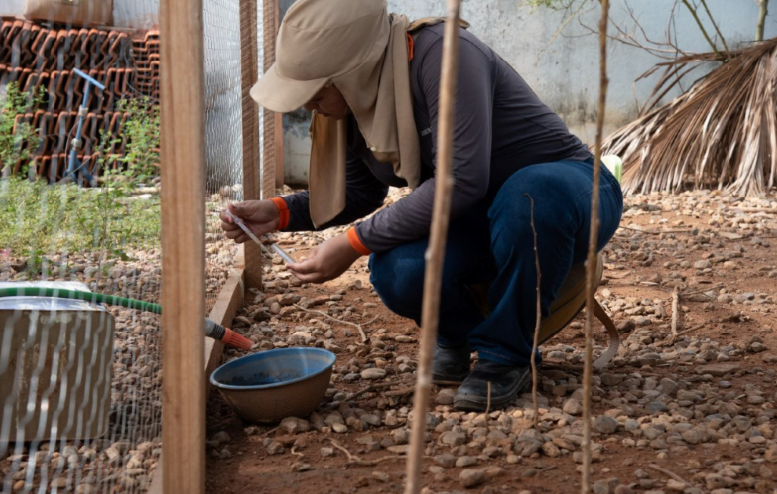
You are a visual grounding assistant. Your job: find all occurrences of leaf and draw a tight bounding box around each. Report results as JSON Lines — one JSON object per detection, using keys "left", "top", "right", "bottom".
{"left": 604, "top": 38, "right": 777, "bottom": 196}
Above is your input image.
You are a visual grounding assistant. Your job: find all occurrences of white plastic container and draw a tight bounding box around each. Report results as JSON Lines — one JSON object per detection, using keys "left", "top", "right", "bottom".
{"left": 0, "top": 282, "right": 115, "bottom": 444}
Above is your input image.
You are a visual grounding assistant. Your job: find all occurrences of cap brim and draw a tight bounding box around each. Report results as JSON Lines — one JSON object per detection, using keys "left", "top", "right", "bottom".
{"left": 250, "top": 62, "right": 328, "bottom": 113}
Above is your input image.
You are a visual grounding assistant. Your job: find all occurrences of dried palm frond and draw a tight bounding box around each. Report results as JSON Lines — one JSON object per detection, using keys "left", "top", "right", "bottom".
{"left": 603, "top": 38, "right": 777, "bottom": 196}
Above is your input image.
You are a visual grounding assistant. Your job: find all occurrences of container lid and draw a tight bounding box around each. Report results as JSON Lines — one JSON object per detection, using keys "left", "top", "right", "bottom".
{"left": 0, "top": 281, "right": 104, "bottom": 312}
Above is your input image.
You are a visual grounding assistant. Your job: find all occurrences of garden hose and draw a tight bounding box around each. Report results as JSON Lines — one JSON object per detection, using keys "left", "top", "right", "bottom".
{"left": 0, "top": 287, "right": 252, "bottom": 350}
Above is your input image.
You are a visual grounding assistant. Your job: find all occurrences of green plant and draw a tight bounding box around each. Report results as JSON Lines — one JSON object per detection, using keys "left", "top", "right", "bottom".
{"left": 114, "top": 97, "right": 160, "bottom": 182}
{"left": 0, "top": 82, "right": 45, "bottom": 176}
{"left": 88, "top": 96, "right": 161, "bottom": 264}
{"left": 0, "top": 96, "right": 162, "bottom": 273}
{"left": 0, "top": 178, "right": 160, "bottom": 272}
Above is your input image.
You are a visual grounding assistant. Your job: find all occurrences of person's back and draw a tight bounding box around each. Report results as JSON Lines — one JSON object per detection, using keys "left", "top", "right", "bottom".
{"left": 409, "top": 23, "right": 592, "bottom": 198}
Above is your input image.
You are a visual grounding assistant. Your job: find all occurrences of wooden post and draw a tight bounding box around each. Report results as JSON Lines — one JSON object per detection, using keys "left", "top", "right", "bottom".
{"left": 275, "top": 113, "right": 284, "bottom": 189}
{"left": 241, "top": 0, "right": 263, "bottom": 289}
{"left": 404, "top": 1, "right": 461, "bottom": 493}
{"left": 582, "top": 0, "right": 610, "bottom": 492}
{"left": 274, "top": 0, "right": 285, "bottom": 189}
{"left": 262, "top": 0, "right": 280, "bottom": 197}
{"left": 160, "top": 0, "right": 206, "bottom": 491}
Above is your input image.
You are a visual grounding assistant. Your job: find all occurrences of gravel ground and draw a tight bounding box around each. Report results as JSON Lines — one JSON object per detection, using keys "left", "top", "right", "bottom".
{"left": 205, "top": 188, "right": 777, "bottom": 494}
{"left": 0, "top": 203, "right": 238, "bottom": 494}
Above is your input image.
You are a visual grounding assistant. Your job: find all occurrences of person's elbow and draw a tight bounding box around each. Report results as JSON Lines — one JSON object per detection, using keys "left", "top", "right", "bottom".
{"left": 451, "top": 178, "right": 488, "bottom": 212}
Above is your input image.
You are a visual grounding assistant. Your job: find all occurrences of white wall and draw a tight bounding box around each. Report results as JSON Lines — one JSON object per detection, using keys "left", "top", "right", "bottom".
{"left": 280, "top": 0, "right": 777, "bottom": 184}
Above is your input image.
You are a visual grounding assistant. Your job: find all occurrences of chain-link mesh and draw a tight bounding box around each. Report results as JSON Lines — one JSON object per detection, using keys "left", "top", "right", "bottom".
{"left": 0, "top": 0, "right": 271, "bottom": 491}
{"left": 203, "top": 0, "right": 244, "bottom": 309}
{"left": 0, "top": 3, "right": 165, "bottom": 492}
{"left": 0, "top": 1, "right": 165, "bottom": 490}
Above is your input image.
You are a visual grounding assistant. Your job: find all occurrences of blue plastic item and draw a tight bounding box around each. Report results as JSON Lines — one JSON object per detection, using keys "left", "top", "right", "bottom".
{"left": 65, "top": 68, "right": 106, "bottom": 186}
{"left": 210, "top": 348, "right": 337, "bottom": 423}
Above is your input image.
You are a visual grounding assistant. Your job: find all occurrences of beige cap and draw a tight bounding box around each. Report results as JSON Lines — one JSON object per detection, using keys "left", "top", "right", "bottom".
{"left": 250, "top": 0, "right": 390, "bottom": 113}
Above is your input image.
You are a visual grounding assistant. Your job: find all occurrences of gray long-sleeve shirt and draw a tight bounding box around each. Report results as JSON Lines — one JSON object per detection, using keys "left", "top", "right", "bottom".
{"left": 281, "top": 23, "right": 592, "bottom": 252}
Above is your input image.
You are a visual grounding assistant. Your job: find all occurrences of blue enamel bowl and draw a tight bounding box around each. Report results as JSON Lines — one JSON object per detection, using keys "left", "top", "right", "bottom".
{"left": 210, "top": 347, "right": 336, "bottom": 424}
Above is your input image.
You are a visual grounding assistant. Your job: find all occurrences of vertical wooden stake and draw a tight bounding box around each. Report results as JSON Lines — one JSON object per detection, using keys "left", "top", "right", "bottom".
{"left": 273, "top": 0, "right": 285, "bottom": 189}
{"left": 525, "top": 193, "right": 542, "bottom": 432}
{"left": 582, "top": 0, "right": 610, "bottom": 492}
{"left": 404, "top": 1, "right": 461, "bottom": 493}
{"left": 262, "top": 0, "right": 280, "bottom": 197}
{"left": 241, "top": 0, "right": 263, "bottom": 289}
{"left": 160, "top": 0, "right": 206, "bottom": 491}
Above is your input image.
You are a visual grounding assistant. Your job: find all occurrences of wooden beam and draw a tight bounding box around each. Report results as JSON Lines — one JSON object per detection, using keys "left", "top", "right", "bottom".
{"left": 241, "top": 0, "right": 263, "bottom": 290}
{"left": 275, "top": 112, "right": 284, "bottom": 189}
{"left": 262, "top": 0, "right": 279, "bottom": 198}
{"left": 204, "top": 246, "right": 246, "bottom": 386}
{"left": 273, "top": 0, "right": 284, "bottom": 190}
{"left": 160, "top": 0, "right": 206, "bottom": 491}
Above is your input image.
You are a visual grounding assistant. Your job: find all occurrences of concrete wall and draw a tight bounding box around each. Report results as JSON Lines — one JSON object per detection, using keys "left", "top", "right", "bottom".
{"left": 1, "top": 0, "right": 159, "bottom": 28}
{"left": 280, "top": 0, "right": 777, "bottom": 185}
{"left": 5, "top": 0, "right": 775, "bottom": 186}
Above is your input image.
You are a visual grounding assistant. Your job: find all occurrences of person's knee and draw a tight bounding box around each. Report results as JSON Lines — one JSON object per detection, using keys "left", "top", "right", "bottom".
{"left": 369, "top": 250, "right": 425, "bottom": 319}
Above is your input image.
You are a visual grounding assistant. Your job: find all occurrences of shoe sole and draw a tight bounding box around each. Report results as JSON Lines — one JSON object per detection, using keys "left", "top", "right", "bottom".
{"left": 452, "top": 371, "right": 531, "bottom": 412}
{"left": 432, "top": 372, "right": 470, "bottom": 386}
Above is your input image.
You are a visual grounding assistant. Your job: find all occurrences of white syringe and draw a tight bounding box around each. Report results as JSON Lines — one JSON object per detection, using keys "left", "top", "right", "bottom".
{"left": 225, "top": 209, "right": 296, "bottom": 265}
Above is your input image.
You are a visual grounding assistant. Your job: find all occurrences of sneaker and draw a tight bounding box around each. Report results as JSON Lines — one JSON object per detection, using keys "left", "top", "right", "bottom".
{"left": 432, "top": 343, "right": 472, "bottom": 385}
{"left": 453, "top": 359, "right": 531, "bottom": 411}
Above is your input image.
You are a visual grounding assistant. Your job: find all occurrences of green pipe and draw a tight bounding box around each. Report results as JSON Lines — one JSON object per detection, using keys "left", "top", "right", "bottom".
{"left": 0, "top": 287, "right": 252, "bottom": 350}
{"left": 0, "top": 287, "right": 162, "bottom": 314}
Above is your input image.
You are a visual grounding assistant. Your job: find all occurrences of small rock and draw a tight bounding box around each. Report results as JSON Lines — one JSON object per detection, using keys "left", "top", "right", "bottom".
{"left": 693, "top": 260, "right": 712, "bottom": 269}
{"left": 371, "top": 471, "right": 390, "bottom": 482}
{"left": 439, "top": 431, "right": 466, "bottom": 447}
{"left": 280, "top": 417, "right": 311, "bottom": 434}
{"left": 456, "top": 456, "right": 477, "bottom": 468}
{"left": 292, "top": 462, "right": 313, "bottom": 472}
{"left": 459, "top": 469, "right": 486, "bottom": 488}
{"left": 361, "top": 368, "right": 387, "bottom": 380}
{"left": 434, "top": 454, "right": 457, "bottom": 469}
{"left": 267, "top": 442, "right": 285, "bottom": 455}
{"left": 209, "top": 431, "right": 230, "bottom": 446}
{"left": 332, "top": 423, "right": 348, "bottom": 433}
{"left": 665, "top": 478, "right": 686, "bottom": 491}
{"left": 593, "top": 416, "right": 618, "bottom": 434}
{"left": 563, "top": 398, "right": 583, "bottom": 415}
{"left": 696, "top": 363, "right": 739, "bottom": 376}
{"left": 436, "top": 389, "right": 456, "bottom": 405}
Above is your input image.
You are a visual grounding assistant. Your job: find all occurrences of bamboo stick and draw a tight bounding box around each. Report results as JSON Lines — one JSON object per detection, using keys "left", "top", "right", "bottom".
{"left": 582, "top": 0, "right": 610, "bottom": 492}
{"left": 526, "top": 193, "right": 542, "bottom": 431}
{"left": 404, "top": 1, "right": 461, "bottom": 493}
{"left": 756, "top": 0, "right": 769, "bottom": 42}
{"left": 670, "top": 286, "right": 680, "bottom": 344}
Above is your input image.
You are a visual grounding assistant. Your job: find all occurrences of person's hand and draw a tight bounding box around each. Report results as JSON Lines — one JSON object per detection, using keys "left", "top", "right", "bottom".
{"left": 220, "top": 200, "right": 279, "bottom": 244}
{"left": 287, "top": 234, "right": 361, "bottom": 283}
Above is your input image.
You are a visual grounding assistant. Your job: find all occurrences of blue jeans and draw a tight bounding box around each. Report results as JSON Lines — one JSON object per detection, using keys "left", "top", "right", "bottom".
{"left": 368, "top": 159, "right": 623, "bottom": 366}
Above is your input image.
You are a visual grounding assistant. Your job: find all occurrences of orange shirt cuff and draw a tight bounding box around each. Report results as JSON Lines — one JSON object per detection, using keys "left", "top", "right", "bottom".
{"left": 270, "top": 197, "right": 290, "bottom": 230}
{"left": 347, "top": 227, "right": 371, "bottom": 256}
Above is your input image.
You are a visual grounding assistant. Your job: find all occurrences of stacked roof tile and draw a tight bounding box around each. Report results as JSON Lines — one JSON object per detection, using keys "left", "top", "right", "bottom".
{"left": 0, "top": 19, "right": 159, "bottom": 180}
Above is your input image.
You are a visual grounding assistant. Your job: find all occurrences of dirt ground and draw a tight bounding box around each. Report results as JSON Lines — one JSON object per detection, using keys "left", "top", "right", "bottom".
{"left": 205, "top": 190, "right": 777, "bottom": 494}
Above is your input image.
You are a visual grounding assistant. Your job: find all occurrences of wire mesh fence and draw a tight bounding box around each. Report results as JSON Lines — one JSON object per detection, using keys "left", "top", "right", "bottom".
{"left": 204, "top": 0, "right": 244, "bottom": 310}
{"left": 0, "top": 0, "right": 271, "bottom": 491}
{"left": 0, "top": 2, "right": 165, "bottom": 491}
